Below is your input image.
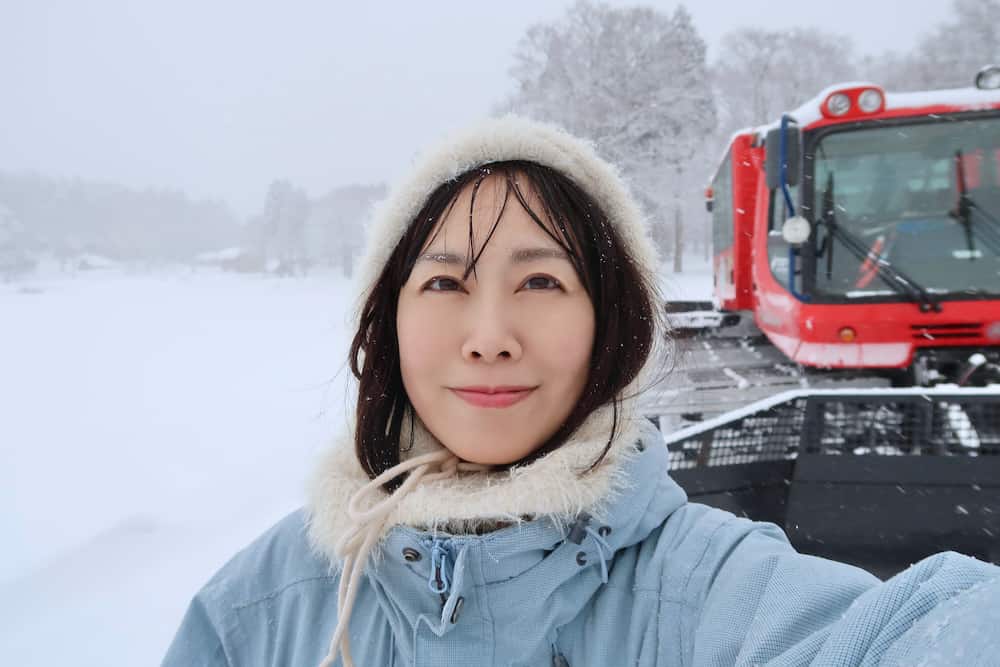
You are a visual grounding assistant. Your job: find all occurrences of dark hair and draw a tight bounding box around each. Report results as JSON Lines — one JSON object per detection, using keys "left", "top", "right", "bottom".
{"left": 349, "top": 160, "right": 661, "bottom": 489}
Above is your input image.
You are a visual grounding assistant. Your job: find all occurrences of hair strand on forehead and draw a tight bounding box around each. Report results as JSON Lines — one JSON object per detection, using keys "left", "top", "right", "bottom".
{"left": 462, "top": 168, "right": 510, "bottom": 282}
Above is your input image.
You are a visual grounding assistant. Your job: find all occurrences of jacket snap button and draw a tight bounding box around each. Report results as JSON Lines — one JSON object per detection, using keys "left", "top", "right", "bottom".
{"left": 450, "top": 596, "right": 464, "bottom": 624}
{"left": 402, "top": 547, "right": 422, "bottom": 562}
{"left": 576, "top": 551, "right": 587, "bottom": 566}
{"left": 598, "top": 526, "right": 612, "bottom": 537}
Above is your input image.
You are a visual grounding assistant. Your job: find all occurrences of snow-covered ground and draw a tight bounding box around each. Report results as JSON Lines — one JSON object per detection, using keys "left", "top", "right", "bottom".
{"left": 658, "top": 257, "right": 714, "bottom": 305}
{"left": 0, "top": 260, "right": 712, "bottom": 666}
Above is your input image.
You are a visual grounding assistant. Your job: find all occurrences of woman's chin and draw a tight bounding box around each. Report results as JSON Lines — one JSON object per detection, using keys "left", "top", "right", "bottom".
{"left": 440, "top": 439, "right": 540, "bottom": 466}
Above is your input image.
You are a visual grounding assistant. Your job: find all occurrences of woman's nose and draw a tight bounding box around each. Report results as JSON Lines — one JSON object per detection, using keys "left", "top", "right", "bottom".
{"left": 460, "top": 300, "right": 523, "bottom": 363}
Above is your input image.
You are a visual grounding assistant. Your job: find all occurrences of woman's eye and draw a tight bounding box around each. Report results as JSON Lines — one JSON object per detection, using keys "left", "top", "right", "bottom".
{"left": 423, "top": 276, "right": 463, "bottom": 292}
{"left": 522, "top": 275, "right": 562, "bottom": 290}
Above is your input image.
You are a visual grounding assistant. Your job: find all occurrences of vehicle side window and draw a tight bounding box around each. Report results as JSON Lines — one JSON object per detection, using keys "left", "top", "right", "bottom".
{"left": 712, "top": 151, "right": 734, "bottom": 251}
{"left": 769, "top": 183, "right": 799, "bottom": 232}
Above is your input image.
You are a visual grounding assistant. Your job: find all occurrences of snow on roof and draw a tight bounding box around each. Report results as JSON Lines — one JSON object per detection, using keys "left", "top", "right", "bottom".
{"left": 753, "top": 82, "right": 1000, "bottom": 136}
{"left": 885, "top": 86, "right": 1000, "bottom": 112}
{"left": 750, "top": 81, "right": 879, "bottom": 135}
{"left": 705, "top": 127, "right": 757, "bottom": 185}
{"left": 195, "top": 247, "right": 245, "bottom": 262}
{"left": 77, "top": 254, "right": 117, "bottom": 268}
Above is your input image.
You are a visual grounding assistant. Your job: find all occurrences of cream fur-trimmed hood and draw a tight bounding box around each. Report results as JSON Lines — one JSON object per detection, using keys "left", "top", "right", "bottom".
{"left": 307, "top": 409, "right": 647, "bottom": 561}
{"left": 306, "top": 115, "right": 661, "bottom": 564}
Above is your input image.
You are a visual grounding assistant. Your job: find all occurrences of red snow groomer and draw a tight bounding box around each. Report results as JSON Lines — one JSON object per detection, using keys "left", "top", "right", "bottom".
{"left": 662, "top": 67, "right": 1000, "bottom": 577}
{"left": 707, "top": 65, "right": 1000, "bottom": 385}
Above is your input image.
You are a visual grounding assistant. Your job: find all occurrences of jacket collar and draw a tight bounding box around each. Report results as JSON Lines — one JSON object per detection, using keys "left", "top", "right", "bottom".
{"left": 313, "top": 418, "right": 685, "bottom": 656}
{"left": 306, "top": 402, "right": 661, "bottom": 564}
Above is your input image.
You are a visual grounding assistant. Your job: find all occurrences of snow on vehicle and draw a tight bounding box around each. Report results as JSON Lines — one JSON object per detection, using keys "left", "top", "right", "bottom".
{"left": 654, "top": 67, "right": 1000, "bottom": 576}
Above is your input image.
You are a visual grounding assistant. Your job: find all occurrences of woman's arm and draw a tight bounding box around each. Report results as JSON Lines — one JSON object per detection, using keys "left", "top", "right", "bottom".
{"left": 680, "top": 510, "right": 1000, "bottom": 665}
{"left": 161, "top": 593, "right": 230, "bottom": 667}
{"left": 879, "top": 573, "right": 1000, "bottom": 665}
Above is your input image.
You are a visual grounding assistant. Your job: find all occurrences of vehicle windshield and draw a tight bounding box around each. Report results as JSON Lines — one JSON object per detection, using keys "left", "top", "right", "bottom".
{"left": 809, "top": 115, "right": 1000, "bottom": 300}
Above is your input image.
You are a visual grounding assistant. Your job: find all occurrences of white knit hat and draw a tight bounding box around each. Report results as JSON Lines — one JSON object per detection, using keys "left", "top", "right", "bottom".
{"left": 351, "top": 114, "right": 661, "bottom": 322}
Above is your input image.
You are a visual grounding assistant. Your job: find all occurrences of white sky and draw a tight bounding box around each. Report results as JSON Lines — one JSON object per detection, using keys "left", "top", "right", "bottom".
{"left": 0, "top": 0, "right": 955, "bottom": 217}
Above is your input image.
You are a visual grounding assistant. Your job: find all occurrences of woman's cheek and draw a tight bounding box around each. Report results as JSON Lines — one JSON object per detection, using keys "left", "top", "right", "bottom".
{"left": 529, "top": 298, "right": 594, "bottom": 364}
{"left": 399, "top": 301, "right": 455, "bottom": 368}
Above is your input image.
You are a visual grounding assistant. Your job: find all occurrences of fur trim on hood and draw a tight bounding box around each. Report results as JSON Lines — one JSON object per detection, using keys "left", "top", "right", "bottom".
{"left": 306, "top": 115, "right": 661, "bottom": 564}
{"left": 307, "top": 409, "right": 646, "bottom": 562}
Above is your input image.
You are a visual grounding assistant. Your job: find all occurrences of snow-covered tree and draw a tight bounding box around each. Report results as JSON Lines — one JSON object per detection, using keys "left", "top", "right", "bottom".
{"left": 0, "top": 203, "right": 35, "bottom": 279}
{"left": 506, "top": 0, "right": 716, "bottom": 271}
{"left": 713, "top": 27, "right": 857, "bottom": 134}
{"left": 259, "top": 179, "right": 310, "bottom": 275}
{"left": 863, "top": 0, "right": 1000, "bottom": 91}
{"left": 306, "top": 184, "right": 386, "bottom": 277}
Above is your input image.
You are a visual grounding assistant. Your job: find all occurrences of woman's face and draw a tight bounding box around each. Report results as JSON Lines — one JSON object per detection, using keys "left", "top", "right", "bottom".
{"left": 396, "top": 174, "right": 596, "bottom": 465}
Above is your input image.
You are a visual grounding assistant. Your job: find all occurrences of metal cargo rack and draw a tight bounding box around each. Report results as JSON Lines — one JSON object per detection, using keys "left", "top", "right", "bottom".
{"left": 659, "top": 387, "right": 1000, "bottom": 577}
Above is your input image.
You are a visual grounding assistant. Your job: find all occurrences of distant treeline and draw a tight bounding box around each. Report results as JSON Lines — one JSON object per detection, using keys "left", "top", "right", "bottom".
{"left": 0, "top": 170, "right": 386, "bottom": 278}
{"left": 2, "top": 0, "right": 996, "bottom": 279}
{"left": 0, "top": 171, "right": 240, "bottom": 271}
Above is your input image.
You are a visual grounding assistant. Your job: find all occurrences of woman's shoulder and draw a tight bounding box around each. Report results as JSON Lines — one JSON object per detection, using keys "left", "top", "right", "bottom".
{"left": 631, "top": 417, "right": 830, "bottom": 590}
{"left": 633, "top": 496, "right": 842, "bottom": 602}
{"left": 164, "top": 510, "right": 342, "bottom": 665}
{"left": 194, "top": 508, "right": 336, "bottom": 611}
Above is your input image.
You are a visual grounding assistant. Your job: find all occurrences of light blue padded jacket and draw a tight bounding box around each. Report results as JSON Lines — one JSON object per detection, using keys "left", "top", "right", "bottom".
{"left": 163, "top": 418, "right": 1000, "bottom": 666}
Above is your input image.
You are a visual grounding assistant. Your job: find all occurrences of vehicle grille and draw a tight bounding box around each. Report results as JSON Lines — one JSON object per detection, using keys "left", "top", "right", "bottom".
{"left": 911, "top": 322, "right": 984, "bottom": 340}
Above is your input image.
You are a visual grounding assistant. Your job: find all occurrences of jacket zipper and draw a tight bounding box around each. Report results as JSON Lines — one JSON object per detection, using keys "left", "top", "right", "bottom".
{"left": 434, "top": 561, "right": 448, "bottom": 609}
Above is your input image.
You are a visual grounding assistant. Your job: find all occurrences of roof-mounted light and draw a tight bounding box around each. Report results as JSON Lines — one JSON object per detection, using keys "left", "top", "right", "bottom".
{"left": 857, "top": 88, "right": 884, "bottom": 113}
{"left": 820, "top": 85, "right": 886, "bottom": 119}
{"left": 976, "top": 64, "right": 1000, "bottom": 90}
{"left": 825, "top": 93, "right": 851, "bottom": 116}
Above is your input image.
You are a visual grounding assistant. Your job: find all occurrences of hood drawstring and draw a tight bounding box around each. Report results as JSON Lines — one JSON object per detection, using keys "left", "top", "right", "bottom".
{"left": 567, "top": 513, "right": 613, "bottom": 584}
{"left": 583, "top": 525, "right": 612, "bottom": 584}
{"left": 425, "top": 537, "right": 453, "bottom": 596}
{"left": 318, "top": 449, "right": 489, "bottom": 667}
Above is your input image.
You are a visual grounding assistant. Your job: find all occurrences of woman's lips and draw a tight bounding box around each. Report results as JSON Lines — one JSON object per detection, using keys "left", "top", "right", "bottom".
{"left": 450, "top": 386, "right": 536, "bottom": 408}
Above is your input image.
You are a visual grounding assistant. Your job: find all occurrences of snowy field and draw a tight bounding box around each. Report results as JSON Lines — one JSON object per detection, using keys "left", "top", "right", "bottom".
{"left": 0, "top": 260, "right": 712, "bottom": 666}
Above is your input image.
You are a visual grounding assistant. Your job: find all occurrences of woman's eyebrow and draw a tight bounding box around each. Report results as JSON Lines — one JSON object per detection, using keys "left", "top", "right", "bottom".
{"left": 416, "top": 247, "right": 570, "bottom": 265}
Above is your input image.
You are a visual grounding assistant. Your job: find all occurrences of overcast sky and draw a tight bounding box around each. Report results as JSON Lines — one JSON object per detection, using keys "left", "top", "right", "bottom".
{"left": 1, "top": 1, "right": 955, "bottom": 217}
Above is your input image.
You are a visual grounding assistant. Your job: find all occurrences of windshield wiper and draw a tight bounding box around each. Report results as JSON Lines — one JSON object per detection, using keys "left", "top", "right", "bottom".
{"left": 951, "top": 149, "right": 1000, "bottom": 255}
{"left": 818, "top": 172, "right": 942, "bottom": 313}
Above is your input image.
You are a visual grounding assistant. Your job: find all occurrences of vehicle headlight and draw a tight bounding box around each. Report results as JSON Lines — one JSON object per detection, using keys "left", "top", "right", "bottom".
{"left": 975, "top": 64, "right": 1000, "bottom": 90}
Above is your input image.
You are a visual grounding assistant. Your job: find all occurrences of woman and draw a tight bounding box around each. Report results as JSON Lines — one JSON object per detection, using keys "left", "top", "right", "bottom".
{"left": 163, "top": 117, "right": 1000, "bottom": 666}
